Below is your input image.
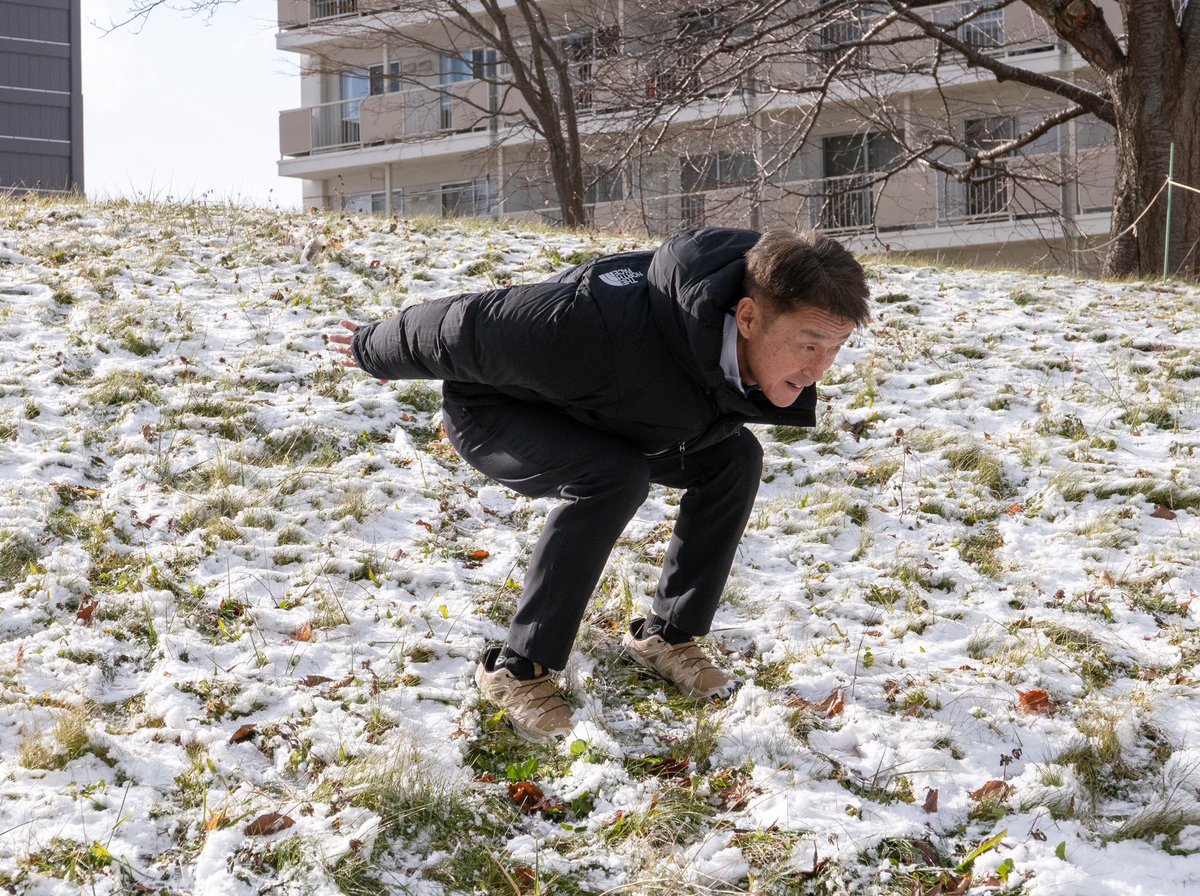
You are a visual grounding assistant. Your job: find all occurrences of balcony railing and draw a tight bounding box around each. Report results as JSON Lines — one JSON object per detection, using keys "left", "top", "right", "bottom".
{"left": 311, "top": 0, "right": 357, "bottom": 20}
{"left": 278, "top": 0, "right": 400, "bottom": 29}
{"left": 280, "top": 83, "right": 499, "bottom": 156}
{"left": 813, "top": 173, "right": 874, "bottom": 230}
{"left": 939, "top": 160, "right": 1014, "bottom": 221}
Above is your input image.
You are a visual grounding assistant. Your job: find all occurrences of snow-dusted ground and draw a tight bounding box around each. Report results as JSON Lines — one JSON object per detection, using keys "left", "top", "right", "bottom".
{"left": 2, "top": 199, "right": 1199, "bottom": 896}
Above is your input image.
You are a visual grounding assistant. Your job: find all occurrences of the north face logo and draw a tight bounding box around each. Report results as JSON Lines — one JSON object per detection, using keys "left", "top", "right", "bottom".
{"left": 599, "top": 268, "right": 644, "bottom": 287}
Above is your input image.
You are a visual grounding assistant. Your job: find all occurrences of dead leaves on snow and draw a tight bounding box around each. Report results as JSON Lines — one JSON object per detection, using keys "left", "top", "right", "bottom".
{"left": 969, "top": 780, "right": 1014, "bottom": 802}
{"left": 785, "top": 687, "right": 845, "bottom": 717}
{"left": 1016, "top": 688, "right": 1055, "bottom": 716}
{"left": 505, "top": 779, "right": 566, "bottom": 816}
{"left": 243, "top": 812, "right": 296, "bottom": 836}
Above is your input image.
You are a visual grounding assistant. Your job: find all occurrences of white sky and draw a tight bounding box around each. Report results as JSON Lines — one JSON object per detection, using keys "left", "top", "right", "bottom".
{"left": 82, "top": 0, "right": 303, "bottom": 207}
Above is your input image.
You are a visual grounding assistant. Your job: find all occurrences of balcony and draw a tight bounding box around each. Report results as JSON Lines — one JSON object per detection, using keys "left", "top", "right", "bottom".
{"left": 279, "top": 81, "right": 502, "bottom": 156}
{"left": 278, "top": 0, "right": 399, "bottom": 30}
{"left": 813, "top": 173, "right": 874, "bottom": 231}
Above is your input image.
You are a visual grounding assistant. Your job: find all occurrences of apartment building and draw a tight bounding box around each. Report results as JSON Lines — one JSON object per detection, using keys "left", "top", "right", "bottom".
{"left": 276, "top": 1, "right": 1118, "bottom": 270}
{"left": 0, "top": 0, "right": 84, "bottom": 195}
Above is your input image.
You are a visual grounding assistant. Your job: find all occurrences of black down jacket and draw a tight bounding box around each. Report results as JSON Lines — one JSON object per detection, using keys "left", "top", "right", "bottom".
{"left": 350, "top": 227, "right": 819, "bottom": 457}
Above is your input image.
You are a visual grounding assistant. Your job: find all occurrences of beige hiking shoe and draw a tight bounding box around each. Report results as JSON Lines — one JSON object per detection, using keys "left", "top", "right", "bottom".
{"left": 474, "top": 646, "right": 574, "bottom": 743}
{"left": 622, "top": 618, "right": 737, "bottom": 700}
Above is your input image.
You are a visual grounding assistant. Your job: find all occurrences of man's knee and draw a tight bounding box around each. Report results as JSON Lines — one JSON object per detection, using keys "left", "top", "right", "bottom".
{"left": 722, "top": 428, "right": 764, "bottom": 490}
{"left": 564, "top": 452, "right": 652, "bottom": 509}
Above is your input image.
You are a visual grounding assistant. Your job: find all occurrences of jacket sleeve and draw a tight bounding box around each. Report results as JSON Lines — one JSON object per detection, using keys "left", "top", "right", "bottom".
{"left": 350, "top": 282, "right": 609, "bottom": 394}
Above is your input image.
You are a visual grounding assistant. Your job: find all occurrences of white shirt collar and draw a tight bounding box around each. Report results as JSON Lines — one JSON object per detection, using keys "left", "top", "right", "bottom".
{"left": 720, "top": 314, "right": 746, "bottom": 394}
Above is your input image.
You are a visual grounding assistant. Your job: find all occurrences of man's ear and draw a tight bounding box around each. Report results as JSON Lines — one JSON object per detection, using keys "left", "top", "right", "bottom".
{"left": 734, "top": 296, "right": 757, "bottom": 338}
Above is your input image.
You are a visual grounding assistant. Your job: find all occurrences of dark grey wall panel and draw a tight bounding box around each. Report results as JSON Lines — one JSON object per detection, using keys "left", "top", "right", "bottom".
{"left": 0, "top": 0, "right": 82, "bottom": 192}
{"left": 0, "top": 97, "right": 71, "bottom": 140}
{"left": 0, "top": 145, "right": 72, "bottom": 192}
{"left": 0, "top": 0, "right": 81, "bottom": 190}
{"left": 0, "top": 1, "right": 71, "bottom": 43}
{"left": 0, "top": 47, "right": 71, "bottom": 93}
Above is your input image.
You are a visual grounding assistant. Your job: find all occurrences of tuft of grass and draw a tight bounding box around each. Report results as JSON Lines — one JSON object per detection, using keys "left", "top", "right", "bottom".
{"left": 603, "top": 780, "right": 717, "bottom": 851}
{"left": 1120, "top": 402, "right": 1176, "bottom": 430}
{"left": 394, "top": 383, "right": 443, "bottom": 413}
{"left": 176, "top": 489, "right": 248, "bottom": 534}
{"left": 942, "top": 442, "right": 1009, "bottom": 497}
{"left": 86, "top": 370, "right": 157, "bottom": 407}
{"left": 0, "top": 529, "right": 39, "bottom": 585}
{"left": 959, "top": 525, "right": 1005, "bottom": 577}
{"left": 18, "top": 837, "right": 113, "bottom": 885}
{"left": 19, "top": 707, "right": 98, "bottom": 771}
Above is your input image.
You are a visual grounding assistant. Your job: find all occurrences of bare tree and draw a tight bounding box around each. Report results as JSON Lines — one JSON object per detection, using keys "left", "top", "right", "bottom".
{"left": 773, "top": 0, "right": 1198, "bottom": 278}
{"left": 117, "top": 0, "right": 819, "bottom": 231}
{"left": 119, "top": 1, "right": 1197, "bottom": 276}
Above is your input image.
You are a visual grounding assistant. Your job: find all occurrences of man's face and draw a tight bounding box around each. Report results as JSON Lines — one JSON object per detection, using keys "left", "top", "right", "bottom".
{"left": 734, "top": 298, "right": 856, "bottom": 408}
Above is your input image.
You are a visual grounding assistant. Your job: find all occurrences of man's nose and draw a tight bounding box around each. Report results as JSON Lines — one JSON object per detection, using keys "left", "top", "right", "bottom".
{"left": 804, "top": 349, "right": 837, "bottom": 377}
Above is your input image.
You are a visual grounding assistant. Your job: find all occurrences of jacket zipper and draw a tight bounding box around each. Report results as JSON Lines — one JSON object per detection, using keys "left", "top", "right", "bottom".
{"left": 647, "top": 441, "right": 687, "bottom": 469}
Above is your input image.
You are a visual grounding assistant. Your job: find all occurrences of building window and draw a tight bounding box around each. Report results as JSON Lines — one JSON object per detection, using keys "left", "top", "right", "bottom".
{"left": 440, "top": 49, "right": 497, "bottom": 83}
{"left": 559, "top": 29, "right": 616, "bottom": 111}
{"left": 342, "top": 190, "right": 404, "bottom": 215}
{"left": 954, "top": 1, "right": 1004, "bottom": 50}
{"left": 815, "top": 5, "right": 884, "bottom": 69}
{"left": 586, "top": 164, "right": 625, "bottom": 205}
{"left": 439, "top": 49, "right": 498, "bottom": 128}
{"left": 441, "top": 178, "right": 497, "bottom": 217}
{"left": 1075, "top": 115, "right": 1114, "bottom": 152}
{"left": 948, "top": 116, "right": 1014, "bottom": 218}
{"left": 681, "top": 151, "right": 756, "bottom": 192}
{"left": 369, "top": 62, "right": 401, "bottom": 95}
{"left": 679, "top": 151, "right": 756, "bottom": 227}
{"left": 818, "top": 132, "right": 899, "bottom": 229}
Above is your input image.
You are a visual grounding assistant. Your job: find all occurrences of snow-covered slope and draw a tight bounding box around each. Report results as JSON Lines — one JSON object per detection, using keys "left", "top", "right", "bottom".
{"left": 2, "top": 199, "right": 1199, "bottom": 895}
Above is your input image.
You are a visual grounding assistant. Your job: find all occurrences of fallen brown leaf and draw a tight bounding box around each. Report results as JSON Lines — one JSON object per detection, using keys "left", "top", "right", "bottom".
{"left": 969, "top": 780, "right": 1013, "bottom": 802}
{"left": 1151, "top": 504, "right": 1178, "bottom": 520}
{"left": 514, "top": 867, "right": 538, "bottom": 889}
{"left": 293, "top": 622, "right": 312, "bottom": 642}
{"left": 230, "top": 724, "right": 257, "bottom": 744}
{"left": 922, "top": 788, "right": 939, "bottom": 814}
{"left": 76, "top": 600, "right": 99, "bottom": 626}
{"left": 204, "top": 812, "right": 231, "bottom": 832}
{"left": 1017, "top": 689, "right": 1055, "bottom": 716}
{"left": 786, "top": 688, "right": 845, "bottom": 717}
{"left": 506, "top": 780, "right": 566, "bottom": 815}
{"left": 243, "top": 812, "right": 295, "bottom": 836}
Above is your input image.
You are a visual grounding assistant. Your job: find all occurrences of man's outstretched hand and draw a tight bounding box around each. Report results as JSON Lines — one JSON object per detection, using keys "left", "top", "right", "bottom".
{"left": 326, "top": 319, "right": 388, "bottom": 383}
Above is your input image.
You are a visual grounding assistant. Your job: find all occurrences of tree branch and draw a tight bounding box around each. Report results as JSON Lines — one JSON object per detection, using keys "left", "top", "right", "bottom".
{"left": 885, "top": 1, "right": 1116, "bottom": 122}
{"left": 1022, "top": 0, "right": 1126, "bottom": 74}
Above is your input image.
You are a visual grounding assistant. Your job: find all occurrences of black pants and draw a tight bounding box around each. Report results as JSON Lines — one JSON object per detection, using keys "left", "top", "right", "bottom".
{"left": 443, "top": 396, "right": 764, "bottom": 670}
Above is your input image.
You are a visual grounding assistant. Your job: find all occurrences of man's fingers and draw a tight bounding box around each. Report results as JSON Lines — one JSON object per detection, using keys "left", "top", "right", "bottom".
{"left": 340, "top": 319, "right": 360, "bottom": 332}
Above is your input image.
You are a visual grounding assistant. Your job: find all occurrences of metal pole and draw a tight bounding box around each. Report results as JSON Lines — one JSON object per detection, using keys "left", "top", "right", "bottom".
{"left": 1163, "top": 142, "right": 1176, "bottom": 279}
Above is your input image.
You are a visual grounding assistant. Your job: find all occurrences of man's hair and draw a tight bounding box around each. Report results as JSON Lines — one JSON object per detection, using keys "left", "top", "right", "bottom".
{"left": 743, "top": 229, "right": 871, "bottom": 326}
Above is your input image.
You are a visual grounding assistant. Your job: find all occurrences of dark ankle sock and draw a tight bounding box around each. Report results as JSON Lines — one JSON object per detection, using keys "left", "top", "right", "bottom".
{"left": 496, "top": 645, "right": 543, "bottom": 680}
{"left": 640, "top": 613, "right": 693, "bottom": 645}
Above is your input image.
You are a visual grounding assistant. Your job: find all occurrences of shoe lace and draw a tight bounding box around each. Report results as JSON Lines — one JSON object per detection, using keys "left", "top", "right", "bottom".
{"left": 667, "top": 640, "right": 719, "bottom": 677}
{"left": 516, "top": 675, "right": 568, "bottom": 718}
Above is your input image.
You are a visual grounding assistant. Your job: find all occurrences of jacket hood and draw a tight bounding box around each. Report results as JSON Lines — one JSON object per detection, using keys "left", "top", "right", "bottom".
{"left": 647, "top": 227, "right": 759, "bottom": 391}
{"left": 646, "top": 227, "right": 819, "bottom": 426}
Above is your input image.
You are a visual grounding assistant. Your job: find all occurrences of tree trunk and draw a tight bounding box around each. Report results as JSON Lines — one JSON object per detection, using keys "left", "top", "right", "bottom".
{"left": 1102, "top": 5, "right": 1200, "bottom": 279}
{"left": 543, "top": 128, "right": 589, "bottom": 229}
